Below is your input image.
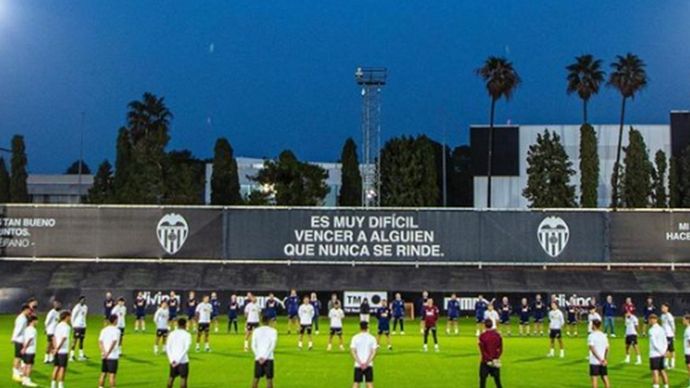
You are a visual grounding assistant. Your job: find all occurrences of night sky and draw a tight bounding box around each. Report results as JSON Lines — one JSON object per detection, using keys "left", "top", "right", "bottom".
{"left": 0, "top": 1, "right": 688, "bottom": 173}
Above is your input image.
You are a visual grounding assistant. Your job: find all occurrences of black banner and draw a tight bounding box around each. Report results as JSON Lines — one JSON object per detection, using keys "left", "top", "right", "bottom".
{"left": 609, "top": 211, "right": 690, "bottom": 262}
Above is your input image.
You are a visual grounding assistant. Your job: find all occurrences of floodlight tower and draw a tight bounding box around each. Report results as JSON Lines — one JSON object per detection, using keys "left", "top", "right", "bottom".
{"left": 355, "top": 67, "right": 387, "bottom": 207}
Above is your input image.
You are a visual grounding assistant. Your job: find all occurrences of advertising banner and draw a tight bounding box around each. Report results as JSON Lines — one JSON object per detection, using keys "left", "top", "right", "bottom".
{"left": 609, "top": 211, "right": 690, "bottom": 262}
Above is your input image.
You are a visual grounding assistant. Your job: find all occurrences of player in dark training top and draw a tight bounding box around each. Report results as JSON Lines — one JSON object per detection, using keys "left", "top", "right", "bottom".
{"left": 311, "top": 293, "right": 322, "bottom": 335}
{"left": 284, "top": 289, "right": 300, "bottom": 335}
{"left": 186, "top": 291, "right": 198, "bottom": 333}
{"left": 134, "top": 292, "right": 147, "bottom": 332}
{"left": 210, "top": 292, "right": 221, "bottom": 333}
{"left": 499, "top": 296, "right": 512, "bottom": 336}
{"left": 376, "top": 299, "right": 392, "bottom": 350}
{"left": 391, "top": 293, "right": 405, "bottom": 335}
{"left": 565, "top": 295, "right": 579, "bottom": 337}
{"left": 518, "top": 297, "right": 531, "bottom": 336}
{"left": 263, "top": 293, "right": 280, "bottom": 327}
{"left": 446, "top": 294, "right": 461, "bottom": 335}
{"left": 103, "top": 292, "right": 115, "bottom": 326}
{"left": 642, "top": 297, "right": 656, "bottom": 337}
{"left": 474, "top": 295, "right": 493, "bottom": 337}
{"left": 168, "top": 291, "right": 179, "bottom": 329}
{"left": 422, "top": 298, "right": 440, "bottom": 352}
{"left": 227, "top": 294, "right": 240, "bottom": 334}
{"left": 533, "top": 294, "right": 547, "bottom": 336}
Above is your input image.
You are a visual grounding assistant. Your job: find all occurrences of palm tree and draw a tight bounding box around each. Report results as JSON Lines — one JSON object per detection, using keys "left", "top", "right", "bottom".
{"left": 566, "top": 54, "right": 605, "bottom": 123}
{"left": 607, "top": 53, "right": 648, "bottom": 208}
{"left": 476, "top": 56, "right": 521, "bottom": 208}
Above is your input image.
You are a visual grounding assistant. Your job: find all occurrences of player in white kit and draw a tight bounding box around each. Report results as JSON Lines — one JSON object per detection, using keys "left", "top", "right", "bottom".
{"left": 547, "top": 302, "right": 565, "bottom": 358}
{"left": 298, "top": 296, "right": 315, "bottom": 350}
{"left": 195, "top": 295, "right": 213, "bottom": 352}
{"left": 624, "top": 311, "right": 642, "bottom": 364}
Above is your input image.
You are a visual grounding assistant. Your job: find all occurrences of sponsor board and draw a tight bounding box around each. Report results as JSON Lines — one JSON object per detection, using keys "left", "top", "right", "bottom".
{"left": 343, "top": 291, "right": 388, "bottom": 313}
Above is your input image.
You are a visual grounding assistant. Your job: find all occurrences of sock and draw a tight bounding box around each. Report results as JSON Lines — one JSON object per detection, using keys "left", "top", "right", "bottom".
{"left": 298, "top": 341, "right": 303, "bottom": 348}
{"left": 308, "top": 341, "right": 313, "bottom": 348}
{"left": 51, "top": 381, "right": 56, "bottom": 388}
{"left": 58, "top": 382, "right": 64, "bottom": 388}
{"left": 154, "top": 345, "right": 158, "bottom": 353}
{"left": 244, "top": 340, "right": 248, "bottom": 348}
{"left": 652, "top": 385, "right": 658, "bottom": 388}
{"left": 79, "top": 349, "right": 84, "bottom": 357}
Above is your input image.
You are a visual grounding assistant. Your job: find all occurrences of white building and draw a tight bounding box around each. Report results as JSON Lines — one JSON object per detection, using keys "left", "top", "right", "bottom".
{"left": 28, "top": 174, "right": 94, "bottom": 204}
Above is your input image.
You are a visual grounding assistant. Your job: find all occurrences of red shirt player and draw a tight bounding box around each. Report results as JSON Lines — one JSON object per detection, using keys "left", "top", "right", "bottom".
{"left": 423, "top": 298, "right": 440, "bottom": 352}
{"left": 623, "top": 297, "right": 636, "bottom": 315}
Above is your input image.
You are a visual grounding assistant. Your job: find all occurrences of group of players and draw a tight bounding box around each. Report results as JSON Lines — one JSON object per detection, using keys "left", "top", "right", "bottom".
{"left": 7, "top": 291, "right": 690, "bottom": 388}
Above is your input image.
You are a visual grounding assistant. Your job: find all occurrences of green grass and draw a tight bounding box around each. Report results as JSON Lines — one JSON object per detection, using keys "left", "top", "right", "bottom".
{"left": 1, "top": 315, "right": 688, "bottom": 387}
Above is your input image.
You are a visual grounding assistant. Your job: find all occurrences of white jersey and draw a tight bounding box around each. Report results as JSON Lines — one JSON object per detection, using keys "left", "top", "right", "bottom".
{"left": 587, "top": 331, "right": 609, "bottom": 365}
{"left": 112, "top": 304, "right": 127, "bottom": 329}
{"left": 661, "top": 312, "right": 675, "bottom": 338}
{"left": 483, "top": 310, "right": 499, "bottom": 327}
{"left": 298, "top": 304, "right": 315, "bottom": 325}
{"left": 54, "top": 322, "right": 71, "bottom": 354}
{"left": 45, "top": 308, "right": 60, "bottom": 335}
{"left": 684, "top": 326, "right": 690, "bottom": 356}
{"left": 350, "top": 332, "right": 378, "bottom": 367}
{"left": 11, "top": 313, "right": 28, "bottom": 343}
{"left": 24, "top": 326, "right": 37, "bottom": 355}
{"left": 252, "top": 326, "right": 277, "bottom": 361}
{"left": 329, "top": 308, "right": 345, "bottom": 328}
{"left": 99, "top": 326, "right": 122, "bottom": 360}
{"left": 71, "top": 303, "right": 88, "bottom": 328}
{"left": 548, "top": 309, "right": 565, "bottom": 330}
{"left": 196, "top": 302, "right": 212, "bottom": 324}
{"left": 166, "top": 329, "right": 192, "bottom": 364}
{"left": 625, "top": 315, "right": 639, "bottom": 336}
{"left": 649, "top": 324, "right": 669, "bottom": 358}
{"left": 154, "top": 307, "right": 170, "bottom": 330}
{"left": 245, "top": 302, "right": 261, "bottom": 324}
{"left": 587, "top": 312, "right": 602, "bottom": 333}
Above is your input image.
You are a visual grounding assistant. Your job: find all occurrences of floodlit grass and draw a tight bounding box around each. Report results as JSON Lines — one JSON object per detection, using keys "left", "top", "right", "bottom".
{"left": 1, "top": 315, "right": 688, "bottom": 387}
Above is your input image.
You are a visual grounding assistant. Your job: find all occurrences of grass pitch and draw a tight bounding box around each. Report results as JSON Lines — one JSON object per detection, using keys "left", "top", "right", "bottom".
{"left": 1, "top": 315, "right": 687, "bottom": 387}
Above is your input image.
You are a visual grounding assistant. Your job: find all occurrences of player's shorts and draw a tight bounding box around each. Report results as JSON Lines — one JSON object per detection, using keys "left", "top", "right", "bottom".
{"left": 589, "top": 364, "right": 608, "bottom": 376}
{"left": 643, "top": 317, "right": 650, "bottom": 324}
{"left": 300, "top": 324, "right": 312, "bottom": 335}
{"left": 13, "top": 341, "right": 22, "bottom": 358}
{"left": 567, "top": 314, "right": 577, "bottom": 324}
{"left": 519, "top": 318, "right": 530, "bottom": 325}
{"left": 211, "top": 312, "right": 219, "bottom": 320}
{"left": 187, "top": 312, "right": 196, "bottom": 320}
{"left": 354, "top": 367, "right": 374, "bottom": 383}
{"left": 22, "top": 353, "right": 35, "bottom": 365}
{"left": 246, "top": 322, "right": 259, "bottom": 332}
{"left": 170, "top": 362, "right": 189, "bottom": 378}
{"left": 101, "top": 359, "right": 119, "bottom": 374}
{"left": 549, "top": 329, "right": 562, "bottom": 339}
{"left": 685, "top": 355, "right": 690, "bottom": 365}
{"left": 119, "top": 328, "right": 125, "bottom": 338}
{"left": 254, "top": 359, "right": 274, "bottom": 379}
{"left": 625, "top": 335, "right": 638, "bottom": 346}
{"left": 475, "top": 316, "right": 484, "bottom": 323}
{"left": 54, "top": 354, "right": 69, "bottom": 368}
{"left": 448, "top": 315, "right": 459, "bottom": 322}
{"left": 649, "top": 356, "right": 665, "bottom": 371}
{"left": 424, "top": 325, "right": 437, "bottom": 331}
{"left": 330, "top": 327, "right": 343, "bottom": 336}
{"left": 74, "top": 327, "right": 86, "bottom": 339}
{"left": 46, "top": 334, "right": 54, "bottom": 343}
{"left": 378, "top": 327, "right": 390, "bottom": 335}
{"left": 534, "top": 317, "right": 544, "bottom": 323}
{"left": 667, "top": 338, "right": 675, "bottom": 353}
{"left": 169, "top": 311, "right": 178, "bottom": 320}
{"left": 156, "top": 329, "right": 169, "bottom": 338}
{"left": 288, "top": 313, "right": 298, "bottom": 319}
{"left": 198, "top": 323, "right": 210, "bottom": 333}
{"left": 500, "top": 317, "right": 510, "bottom": 324}
{"left": 136, "top": 312, "right": 145, "bottom": 320}
{"left": 104, "top": 310, "right": 113, "bottom": 320}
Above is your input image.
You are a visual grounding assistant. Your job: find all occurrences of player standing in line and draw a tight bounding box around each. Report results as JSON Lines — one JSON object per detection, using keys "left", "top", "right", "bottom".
{"left": 350, "top": 321, "right": 378, "bottom": 388}
{"left": 26, "top": 298, "right": 38, "bottom": 316}
{"left": 228, "top": 294, "right": 240, "bottom": 334}
{"left": 483, "top": 304, "right": 500, "bottom": 333}
{"left": 648, "top": 314, "right": 670, "bottom": 388}
{"left": 446, "top": 293, "right": 461, "bottom": 335}
{"left": 251, "top": 316, "right": 278, "bottom": 388}
{"left": 44, "top": 299, "right": 62, "bottom": 364}
{"left": 154, "top": 300, "right": 170, "bottom": 355}
{"left": 166, "top": 318, "right": 192, "bottom": 388}
{"left": 474, "top": 294, "right": 491, "bottom": 337}
{"left": 533, "top": 294, "right": 547, "bottom": 336}
{"left": 417, "top": 291, "right": 429, "bottom": 334}
{"left": 168, "top": 291, "right": 179, "bottom": 330}
{"left": 660, "top": 303, "right": 676, "bottom": 369}
{"left": 360, "top": 298, "right": 371, "bottom": 323}
{"left": 186, "top": 291, "right": 197, "bottom": 333}
{"left": 112, "top": 297, "right": 127, "bottom": 350}
{"left": 588, "top": 305, "right": 602, "bottom": 334}
{"left": 195, "top": 295, "right": 213, "bottom": 352}
{"left": 311, "top": 292, "right": 322, "bottom": 335}
{"left": 20, "top": 315, "right": 38, "bottom": 387}
{"left": 391, "top": 293, "right": 405, "bottom": 335}
{"left": 623, "top": 310, "right": 642, "bottom": 364}
{"left": 566, "top": 295, "right": 579, "bottom": 337}
{"left": 602, "top": 295, "right": 617, "bottom": 338}
{"left": 499, "top": 296, "right": 512, "bottom": 336}
{"left": 263, "top": 293, "right": 279, "bottom": 328}
{"left": 70, "top": 296, "right": 88, "bottom": 361}
{"left": 683, "top": 314, "right": 690, "bottom": 387}
{"left": 422, "top": 298, "right": 440, "bottom": 352}
{"left": 587, "top": 319, "right": 610, "bottom": 388}
{"left": 376, "top": 299, "right": 392, "bottom": 350}
{"left": 134, "top": 292, "right": 147, "bottom": 332}
{"left": 210, "top": 292, "right": 221, "bottom": 333}
{"left": 51, "top": 311, "right": 72, "bottom": 388}
{"left": 103, "top": 292, "right": 115, "bottom": 326}
{"left": 98, "top": 314, "right": 121, "bottom": 388}
{"left": 623, "top": 297, "right": 636, "bottom": 315}
{"left": 298, "top": 296, "right": 315, "bottom": 350}
{"left": 547, "top": 302, "right": 565, "bottom": 358}
{"left": 327, "top": 301, "right": 345, "bottom": 351}
{"left": 284, "top": 289, "right": 300, "bottom": 335}
{"left": 518, "top": 297, "right": 531, "bottom": 336}
{"left": 642, "top": 297, "right": 657, "bottom": 337}
{"left": 328, "top": 293, "right": 341, "bottom": 311}
{"left": 244, "top": 294, "right": 262, "bottom": 352}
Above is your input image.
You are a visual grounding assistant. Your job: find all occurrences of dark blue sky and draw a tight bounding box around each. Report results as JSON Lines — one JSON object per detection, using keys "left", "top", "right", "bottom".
{"left": 0, "top": 1, "right": 688, "bottom": 173}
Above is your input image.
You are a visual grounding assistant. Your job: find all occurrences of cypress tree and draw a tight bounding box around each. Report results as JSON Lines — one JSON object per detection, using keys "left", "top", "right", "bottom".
{"left": 621, "top": 128, "right": 652, "bottom": 208}
{"left": 380, "top": 135, "right": 438, "bottom": 207}
{"left": 669, "top": 156, "right": 681, "bottom": 208}
{"left": 651, "top": 150, "right": 667, "bottom": 208}
{"left": 579, "top": 124, "right": 599, "bottom": 207}
{"left": 211, "top": 138, "right": 241, "bottom": 205}
{"left": 113, "top": 127, "right": 132, "bottom": 202}
{"left": 338, "top": 138, "right": 362, "bottom": 206}
{"left": 9, "top": 135, "right": 29, "bottom": 203}
{"left": 680, "top": 146, "right": 690, "bottom": 207}
{"left": 87, "top": 160, "right": 114, "bottom": 204}
{"left": 0, "top": 157, "right": 9, "bottom": 202}
{"left": 523, "top": 130, "right": 576, "bottom": 208}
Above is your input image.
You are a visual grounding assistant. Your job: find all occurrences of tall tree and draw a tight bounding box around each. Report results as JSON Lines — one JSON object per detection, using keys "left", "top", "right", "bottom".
{"left": 679, "top": 146, "right": 690, "bottom": 207}
{"left": 608, "top": 53, "right": 648, "bottom": 208}
{"left": 652, "top": 150, "right": 668, "bottom": 208}
{"left": 0, "top": 158, "right": 9, "bottom": 202}
{"left": 448, "top": 145, "right": 473, "bottom": 207}
{"left": 429, "top": 139, "right": 453, "bottom": 207}
{"left": 87, "top": 160, "right": 114, "bottom": 204}
{"left": 162, "top": 150, "right": 205, "bottom": 205}
{"left": 621, "top": 128, "right": 652, "bottom": 208}
{"left": 579, "top": 124, "right": 599, "bottom": 207}
{"left": 566, "top": 54, "right": 605, "bottom": 124}
{"left": 338, "top": 138, "right": 362, "bottom": 206}
{"left": 253, "top": 150, "right": 330, "bottom": 206}
{"left": 211, "top": 138, "right": 241, "bottom": 205}
{"left": 65, "top": 160, "right": 91, "bottom": 175}
{"left": 380, "top": 136, "right": 438, "bottom": 207}
{"left": 9, "top": 135, "right": 29, "bottom": 203}
{"left": 523, "top": 130, "right": 576, "bottom": 208}
{"left": 476, "top": 56, "right": 521, "bottom": 208}
{"left": 669, "top": 156, "right": 681, "bottom": 208}
{"left": 113, "top": 127, "right": 132, "bottom": 202}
